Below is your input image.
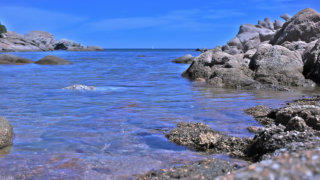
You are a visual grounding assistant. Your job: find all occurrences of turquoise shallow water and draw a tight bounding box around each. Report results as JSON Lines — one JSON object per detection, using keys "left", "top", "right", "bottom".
{"left": 0, "top": 49, "right": 317, "bottom": 178}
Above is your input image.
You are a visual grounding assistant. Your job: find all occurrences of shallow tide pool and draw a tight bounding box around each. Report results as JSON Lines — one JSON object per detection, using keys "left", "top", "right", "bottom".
{"left": 0, "top": 49, "right": 317, "bottom": 179}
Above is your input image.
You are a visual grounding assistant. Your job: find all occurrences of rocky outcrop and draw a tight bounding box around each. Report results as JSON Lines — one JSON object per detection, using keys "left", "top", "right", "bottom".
{"left": 271, "top": 8, "right": 320, "bottom": 45}
{"left": 182, "top": 8, "right": 320, "bottom": 91}
{"left": 0, "top": 116, "right": 13, "bottom": 149}
{"left": 0, "top": 54, "right": 33, "bottom": 64}
{"left": 172, "top": 54, "right": 195, "bottom": 64}
{"left": 35, "top": 55, "right": 71, "bottom": 65}
{"left": 303, "top": 39, "right": 320, "bottom": 83}
{"left": 249, "top": 44, "right": 314, "bottom": 88}
{"left": 64, "top": 84, "right": 95, "bottom": 90}
{"left": 0, "top": 30, "right": 103, "bottom": 52}
{"left": 24, "top": 31, "right": 56, "bottom": 51}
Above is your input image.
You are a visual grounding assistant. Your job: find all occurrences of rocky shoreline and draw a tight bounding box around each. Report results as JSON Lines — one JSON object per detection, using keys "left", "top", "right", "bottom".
{"left": 139, "top": 8, "right": 320, "bottom": 179}
{"left": 138, "top": 96, "right": 320, "bottom": 179}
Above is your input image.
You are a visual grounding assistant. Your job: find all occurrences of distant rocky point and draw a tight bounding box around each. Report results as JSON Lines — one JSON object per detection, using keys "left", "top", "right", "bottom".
{"left": 0, "top": 24, "right": 103, "bottom": 52}
{"left": 180, "top": 8, "right": 320, "bottom": 91}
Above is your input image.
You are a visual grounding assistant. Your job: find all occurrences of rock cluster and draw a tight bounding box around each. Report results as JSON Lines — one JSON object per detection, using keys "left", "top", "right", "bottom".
{"left": 182, "top": 8, "right": 320, "bottom": 91}
{"left": 0, "top": 31, "right": 103, "bottom": 52}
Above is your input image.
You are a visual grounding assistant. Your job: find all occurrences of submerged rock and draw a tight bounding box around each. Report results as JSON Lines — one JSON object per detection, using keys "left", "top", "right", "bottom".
{"left": 64, "top": 84, "right": 95, "bottom": 91}
{"left": 35, "top": 55, "right": 71, "bottom": 65}
{"left": 172, "top": 54, "right": 195, "bottom": 64}
{"left": 0, "top": 54, "right": 33, "bottom": 64}
{"left": 0, "top": 116, "right": 13, "bottom": 149}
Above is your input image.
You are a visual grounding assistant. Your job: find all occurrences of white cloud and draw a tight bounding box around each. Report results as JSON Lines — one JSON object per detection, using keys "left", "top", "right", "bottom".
{"left": 0, "top": 6, "right": 86, "bottom": 34}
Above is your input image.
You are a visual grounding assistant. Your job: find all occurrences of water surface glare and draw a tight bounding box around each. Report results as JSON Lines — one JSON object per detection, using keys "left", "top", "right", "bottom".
{"left": 0, "top": 49, "right": 317, "bottom": 178}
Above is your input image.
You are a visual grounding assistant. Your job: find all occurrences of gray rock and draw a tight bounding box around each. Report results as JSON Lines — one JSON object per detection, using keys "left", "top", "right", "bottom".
{"left": 172, "top": 54, "right": 195, "bottom": 64}
{"left": 258, "top": 18, "right": 274, "bottom": 30}
{"left": 24, "top": 31, "right": 56, "bottom": 51}
{"left": 274, "top": 20, "right": 284, "bottom": 30}
{"left": 249, "top": 44, "right": 314, "bottom": 88}
{"left": 227, "top": 37, "right": 244, "bottom": 51}
{"left": 272, "top": 8, "right": 320, "bottom": 44}
{"left": 303, "top": 39, "right": 320, "bottom": 83}
{"left": 0, "top": 116, "right": 13, "bottom": 149}
{"left": 281, "top": 40, "right": 308, "bottom": 54}
{"left": 86, "top": 46, "right": 104, "bottom": 51}
{"left": 280, "top": 13, "right": 292, "bottom": 21}
{"left": 35, "top": 55, "right": 71, "bottom": 65}
{"left": 243, "top": 49, "right": 257, "bottom": 59}
{"left": 0, "top": 54, "right": 33, "bottom": 64}
{"left": 285, "top": 116, "right": 308, "bottom": 132}
{"left": 207, "top": 66, "right": 258, "bottom": 89}
{"left": 182, "top": 61, "right": 212, "bottom": 80}
{"left": 0, "top": 30, "right": 102, "bottom": 52}
{"left": 54, "top": 39, "right": 83, "bottom": 50}
{"left": 0, "top": 31, "right": 41, "bottom": 52}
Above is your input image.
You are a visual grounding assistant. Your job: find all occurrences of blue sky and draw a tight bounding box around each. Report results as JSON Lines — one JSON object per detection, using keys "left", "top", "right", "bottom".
{"left": 0, "top": 0, "right": 319, "bottom": 48}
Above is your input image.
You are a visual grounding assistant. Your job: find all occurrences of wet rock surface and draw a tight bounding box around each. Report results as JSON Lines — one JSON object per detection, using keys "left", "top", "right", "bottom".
{"left": 0, "top": 116, "right": 13, "bottom": 149}
{"left": 165, "top": 122, "right": 251, "bottom": 157}
{"left": 35, "top": 55, "right": 71, "bottom": 65}
{"left": 138, "top": 158, "right": 248, "bottom": 180}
